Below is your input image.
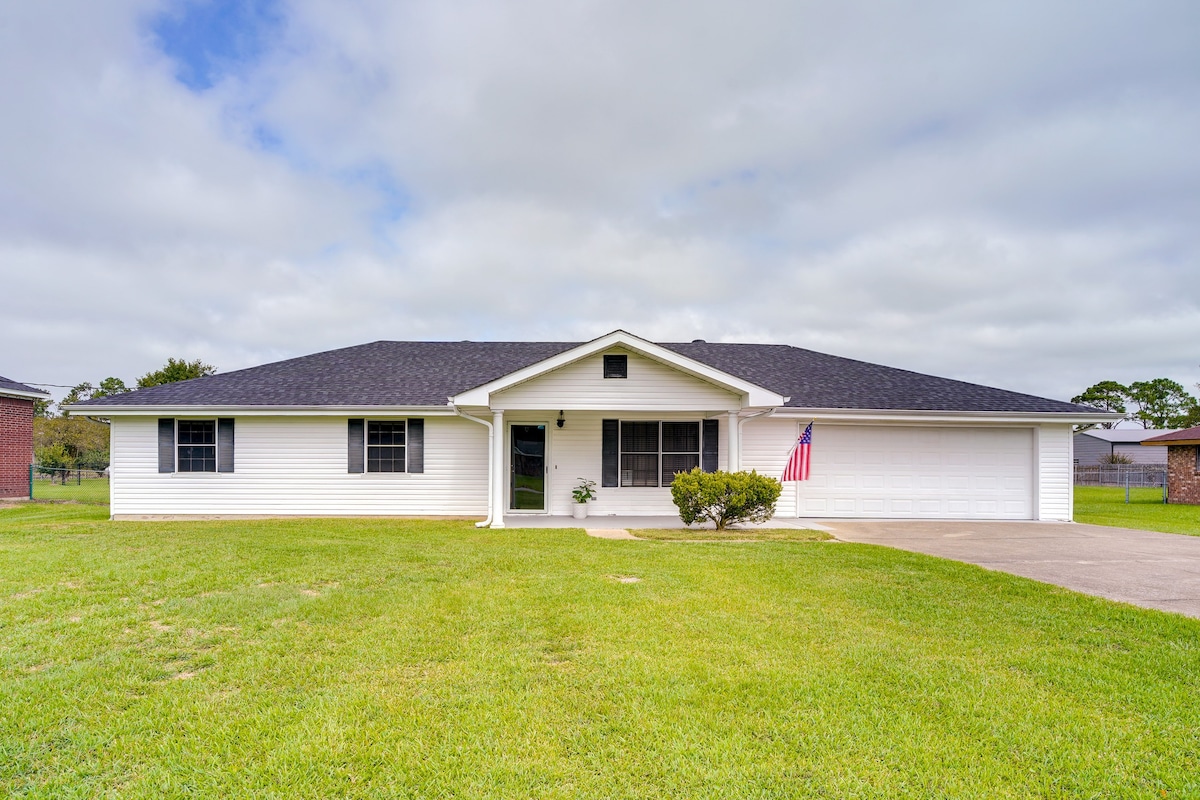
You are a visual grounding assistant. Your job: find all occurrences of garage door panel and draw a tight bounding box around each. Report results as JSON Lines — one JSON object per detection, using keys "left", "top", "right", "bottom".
{"left": 793, "top": 425, "right": 1034, "bottom": 520}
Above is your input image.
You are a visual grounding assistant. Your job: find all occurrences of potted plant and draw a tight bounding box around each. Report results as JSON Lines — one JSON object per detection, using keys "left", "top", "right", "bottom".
{"left": 571, "top": 478, "right": 596, "bottom": 519}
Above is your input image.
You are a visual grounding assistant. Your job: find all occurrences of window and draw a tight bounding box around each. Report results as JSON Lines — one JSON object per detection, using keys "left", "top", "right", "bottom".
{"left": 603, "top": 354, "right": 628, "bottom": 378}
{"left": 367, "top": 420, "right": 406, "bottom": 472}
{"left": 1194, "top": 445, "right": 1199, "bottom": 473}
{"left": 177, "top": 420, "right": 216, "bottom": 472}
{"left": 619, "top": 421, "right": 700, "bottom": 487}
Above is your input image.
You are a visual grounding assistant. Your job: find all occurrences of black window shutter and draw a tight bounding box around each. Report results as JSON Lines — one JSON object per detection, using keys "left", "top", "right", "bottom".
{"left": 601, "top": 419, "right": 619, "bottom": 487}
{"left": 348, "top": 419, "right": 365, "bottom": 473}
{"left": 217, "top": 418, "right": 235, "bottom": 473}
{"left": 407, "top": 418, "right": 424, "bottom": 474}
{"left": 157, "top": 418, "right": 175, "bottom": 473}
{"left": 702, "top": 419, "right": 719, "bottom": 473}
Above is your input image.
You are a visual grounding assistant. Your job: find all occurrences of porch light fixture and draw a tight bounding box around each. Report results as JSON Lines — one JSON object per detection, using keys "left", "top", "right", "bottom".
{"left": 557, "top": 410, "right": 565, "bottom": 428}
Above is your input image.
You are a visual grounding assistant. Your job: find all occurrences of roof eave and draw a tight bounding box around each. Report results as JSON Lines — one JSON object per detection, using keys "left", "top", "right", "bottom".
{"left": 768, "top": 407, "right": 1124, "bottom": 425}
{"left": 1, "top": 387, "right": 52, "bottom": 401}
{"left": 62, "top": 403, "right": 458, "bottom": 417}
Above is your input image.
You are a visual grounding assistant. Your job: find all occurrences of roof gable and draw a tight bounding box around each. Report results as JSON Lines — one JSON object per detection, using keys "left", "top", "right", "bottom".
{"left": 452, "top": 330, "right": 784, "bottom": 408}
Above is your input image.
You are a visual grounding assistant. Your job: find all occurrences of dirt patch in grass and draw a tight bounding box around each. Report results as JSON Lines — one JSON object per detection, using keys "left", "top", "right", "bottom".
{"left": 632, "top": 528, "right": 833, "bottom": 542}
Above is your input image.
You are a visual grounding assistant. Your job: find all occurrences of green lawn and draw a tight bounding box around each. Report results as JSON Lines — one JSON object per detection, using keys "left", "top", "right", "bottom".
{"left": 1075, "top": 486, "right": 1200, "bottom": 536}
{"left": 2, "top": 505, "right": 1199, "bottom": 798}
{"left": 29, "top": 476, "right": 110, "bottom": 505}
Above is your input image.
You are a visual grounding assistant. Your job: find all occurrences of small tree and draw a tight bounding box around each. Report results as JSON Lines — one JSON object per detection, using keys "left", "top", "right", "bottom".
{"left": 137, "top": 358, "right": 216, "bottom": 388}
{"left": 670, "top": 468, "right": 782, "bottom": 530}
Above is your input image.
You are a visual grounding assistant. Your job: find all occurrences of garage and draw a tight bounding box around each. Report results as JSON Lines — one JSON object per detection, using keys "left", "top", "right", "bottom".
{"left": 795, "top": 425, "right": 1035, "bottom": 519}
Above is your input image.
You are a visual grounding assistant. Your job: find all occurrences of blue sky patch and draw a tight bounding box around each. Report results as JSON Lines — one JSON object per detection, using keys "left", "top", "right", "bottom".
{"left": 150, "top": 0, "right": 284, "bottom": 91}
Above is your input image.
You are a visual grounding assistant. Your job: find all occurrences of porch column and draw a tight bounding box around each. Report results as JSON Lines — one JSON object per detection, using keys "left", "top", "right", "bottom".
{"left": 491, "top": 410, "right": 505, "bottom": 528}
{"left": 727, "top": 411, "right": 739, "bottom": 472}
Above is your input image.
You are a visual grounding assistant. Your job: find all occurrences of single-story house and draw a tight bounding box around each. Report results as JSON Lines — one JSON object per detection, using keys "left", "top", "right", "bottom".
{"left": 69, "top": 330, "right": 1116, "bottom": 524}
{"left": 0, "top": 375, "right": 51, "bottom": 499}
{"left": 1073, "top": 428, "right": 1173, "bottom": 466}
{"left": 1141, "top": 426, "right": 1200, "bottom": 505}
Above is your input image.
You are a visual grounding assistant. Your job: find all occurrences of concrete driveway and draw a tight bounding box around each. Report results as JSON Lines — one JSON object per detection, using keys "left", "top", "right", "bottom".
{"left": 825, "top": 520, "right": 1200, "bottom": 619}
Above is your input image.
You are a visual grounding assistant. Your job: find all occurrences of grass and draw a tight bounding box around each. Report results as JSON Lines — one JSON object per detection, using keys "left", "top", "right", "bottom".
{"left": 2, "top": 505, "right": 1199, "bottom": 798}
{"left": 632, "top": 528, "right": 832, "bottom": 542}
{"left": 28, "top": 476, "right": 110, "bottom": 504}
{"left": 1075, "top": 485, "right": 1200, "bottom": 536}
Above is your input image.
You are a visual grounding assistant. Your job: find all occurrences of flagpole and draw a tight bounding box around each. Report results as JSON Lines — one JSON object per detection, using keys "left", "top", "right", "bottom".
{"left": 795, "top": 420, "right": 801, "bottom": 519}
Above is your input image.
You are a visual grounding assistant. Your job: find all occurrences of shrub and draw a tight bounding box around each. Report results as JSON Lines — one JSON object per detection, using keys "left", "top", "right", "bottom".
{"left": 670, "top": 468, "right": 782, "bottom": 530}
{"left": 1100, "top": 453, "right": 1135, "bottom": 465}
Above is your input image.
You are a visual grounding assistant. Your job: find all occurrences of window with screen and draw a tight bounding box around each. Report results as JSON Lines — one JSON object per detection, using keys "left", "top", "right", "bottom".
{"left": 177, "top": 420, "right": 216, "bottom": 472}
{"left": 619, "top": 421, "right": 700, "bottom": 487}
{"left": 367, "top": 420, "right": 406, "bottom": 472}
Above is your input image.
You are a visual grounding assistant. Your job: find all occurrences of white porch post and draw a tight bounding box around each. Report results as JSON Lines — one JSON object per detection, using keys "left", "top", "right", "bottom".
{"left": 727, "top": 412, "right": 739, "bottom": 472}
{"left": 491, "top": 410, "right": 506, "bottom": 528}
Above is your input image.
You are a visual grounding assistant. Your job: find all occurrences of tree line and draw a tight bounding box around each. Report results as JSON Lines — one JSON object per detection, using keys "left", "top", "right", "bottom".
{"left": 1072, "top": 378, "right": 1200, "bottom": 431}
{"left": 34, "top": 358, "right": 215, "bottom": 476}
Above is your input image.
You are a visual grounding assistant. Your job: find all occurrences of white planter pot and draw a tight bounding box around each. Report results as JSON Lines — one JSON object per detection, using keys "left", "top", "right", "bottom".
{"left": 571, "top": 503, "right": 588, "bottom": 520}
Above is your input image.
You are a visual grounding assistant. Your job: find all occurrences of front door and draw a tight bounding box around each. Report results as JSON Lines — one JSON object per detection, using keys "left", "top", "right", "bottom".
{"left": 510, "top": 424, "right": 546, "bottom": 511}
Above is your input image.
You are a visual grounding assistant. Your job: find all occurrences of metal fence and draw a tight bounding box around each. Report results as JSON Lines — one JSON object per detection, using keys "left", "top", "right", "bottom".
{"left": 1074, "top": 464, "right": 1167, "bottom": 488}
{"left": 30, "top": 466, "right": 111, "bottom": 504}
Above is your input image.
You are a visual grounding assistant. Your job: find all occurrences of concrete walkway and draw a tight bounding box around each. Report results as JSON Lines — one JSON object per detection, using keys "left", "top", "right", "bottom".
{"left": 826, "top": 520, "right": 1200, "bottom": 619}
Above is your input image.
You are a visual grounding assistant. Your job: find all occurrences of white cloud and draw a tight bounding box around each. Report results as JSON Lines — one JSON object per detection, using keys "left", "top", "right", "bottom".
{"left": 2, "top": 0, "right": 1199, "bottom": 407}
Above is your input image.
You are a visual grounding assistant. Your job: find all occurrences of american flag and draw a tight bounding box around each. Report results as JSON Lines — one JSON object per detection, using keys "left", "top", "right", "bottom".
{"left": 782, "top": 422, "right": 813, "bottom": 481}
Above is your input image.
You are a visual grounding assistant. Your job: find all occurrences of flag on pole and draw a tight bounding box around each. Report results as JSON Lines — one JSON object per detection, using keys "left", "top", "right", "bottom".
{"left": 782, "top": 422, "right": 813, "bottom": 481}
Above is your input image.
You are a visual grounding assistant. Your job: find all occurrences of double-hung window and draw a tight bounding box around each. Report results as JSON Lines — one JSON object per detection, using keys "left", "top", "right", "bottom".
{"left": 619, "top": 421, "right": 700, "bottom": 487}
{"left": 177, "top": 420, "right": 217, "bottom": 472}
{"left": 367, "top": 421, "right": 406, "bottom": 472}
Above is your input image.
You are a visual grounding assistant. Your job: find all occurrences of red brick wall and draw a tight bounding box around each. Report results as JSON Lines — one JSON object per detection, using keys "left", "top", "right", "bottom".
{"left": 0, "top": 396, "right": 35, "bottom": 498}
{"left": 1166, "top": 445, "right": 1200, "bottom": 505}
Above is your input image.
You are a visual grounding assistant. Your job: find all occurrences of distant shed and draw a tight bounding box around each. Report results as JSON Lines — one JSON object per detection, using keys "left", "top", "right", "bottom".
{"left": 1073, "top": 428, "right": 1172, "bottom": 466}
{"left": 0, "top": 376, "right": 51, "bottom": 498}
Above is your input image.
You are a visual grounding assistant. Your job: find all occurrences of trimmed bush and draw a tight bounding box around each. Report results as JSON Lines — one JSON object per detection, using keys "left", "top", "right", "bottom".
{"left": 670, "top": 468, "right": 782, "bottom": 530}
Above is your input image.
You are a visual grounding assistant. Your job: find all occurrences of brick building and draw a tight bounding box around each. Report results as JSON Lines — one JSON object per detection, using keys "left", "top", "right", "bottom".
{"left": 1142, "top": 426, "right": 1200, "bottom": 505}
{"left": 0, "top": 375, "right": 50, "bottom": 499}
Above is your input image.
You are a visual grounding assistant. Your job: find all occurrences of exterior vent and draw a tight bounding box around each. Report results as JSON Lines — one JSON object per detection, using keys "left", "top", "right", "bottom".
{"left": 603, "top": 354, "right": 628, "bottom": 379}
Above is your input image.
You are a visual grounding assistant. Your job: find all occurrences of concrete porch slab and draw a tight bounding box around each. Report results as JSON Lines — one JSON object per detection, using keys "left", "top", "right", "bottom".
{"left": 499, "top": 514, "right": 832, "bottom": 531}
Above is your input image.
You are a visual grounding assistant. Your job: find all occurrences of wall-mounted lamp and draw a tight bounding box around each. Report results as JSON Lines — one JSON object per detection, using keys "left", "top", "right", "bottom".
{"left": 556, "top": 410, "right": 565, "bottom": 428}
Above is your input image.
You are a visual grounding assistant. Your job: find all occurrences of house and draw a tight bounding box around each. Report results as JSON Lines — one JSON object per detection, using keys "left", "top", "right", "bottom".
{"left": 1140, "top": 426, "right": 1200, "bottom": 505}
{"left": 0, "top": 375, "right": 51, "bottom": 499}
{"left": 1073, "top": 428, "right": 1172, "bottom": 466}
{"left": 69, "top": 330, "right": 1116, "bottom": 524}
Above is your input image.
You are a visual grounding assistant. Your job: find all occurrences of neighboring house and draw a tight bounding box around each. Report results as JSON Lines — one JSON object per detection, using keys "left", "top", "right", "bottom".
{"left": 1073, "top": 428, "right": 1173, "bottom": 466}
{"left": 0, "top": 375, "right": 50, "bottom": 499}
{"left": 1141, "top": 426, "right": 1200, "bottom": 505}
{"left": 69, "top": 330, "right": 1116, "bottom": 523}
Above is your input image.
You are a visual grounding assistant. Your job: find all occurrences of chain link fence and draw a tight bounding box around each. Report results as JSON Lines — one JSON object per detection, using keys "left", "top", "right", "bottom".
{"left": 1074, "top": 464, "right": 1167, "bottom": 503}
{"left": 30, "top": 466, "right": 111, "bottom": 504}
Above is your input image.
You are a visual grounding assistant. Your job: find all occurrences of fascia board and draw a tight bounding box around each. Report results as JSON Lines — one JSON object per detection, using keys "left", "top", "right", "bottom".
{"left": 61, "top": 404, "right": 458, "bottom": 417}
{"left": 453, "top": 329, "right": 785, "bottom": 407}
{"left": 766, "top": 407, "right": 1125, "bottom": 426}
{"left": 1, "top": 388, "right": 52, "bottom": 401}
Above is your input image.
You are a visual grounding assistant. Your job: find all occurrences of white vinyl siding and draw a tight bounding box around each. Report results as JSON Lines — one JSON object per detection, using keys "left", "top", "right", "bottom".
{"left": 1037, "top": 424, "right": 1073, "bottom": 521}
{"left": 742, "top": 420, "right": 1037, "bottom": 520}
{"left": 491, "top": 350, "right": 740, "bottom": 412}
{"left": 110, "top": 416, "right": 487, "bottom": 516}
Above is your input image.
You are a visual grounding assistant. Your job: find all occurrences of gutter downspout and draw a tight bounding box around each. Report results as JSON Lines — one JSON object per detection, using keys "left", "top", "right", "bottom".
{"left": 451, "top": 404, "right": 494, "bottom": 528}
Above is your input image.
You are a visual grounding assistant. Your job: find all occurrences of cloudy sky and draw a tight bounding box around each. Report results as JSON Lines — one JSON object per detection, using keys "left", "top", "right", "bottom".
{"left": 3, "top": 0, "right": 1198, "bottom": 404}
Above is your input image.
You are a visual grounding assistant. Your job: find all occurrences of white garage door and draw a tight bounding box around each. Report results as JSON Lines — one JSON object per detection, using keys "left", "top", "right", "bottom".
{"left": 796, "top": 425, "right": 1034, "bottom": 519}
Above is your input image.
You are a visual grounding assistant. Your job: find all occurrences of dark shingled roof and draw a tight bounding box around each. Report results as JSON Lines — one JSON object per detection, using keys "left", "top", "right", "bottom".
{"left": 75, "top": 339, "right": 1099, "bottom": 414}
{"left": 0, "top": 375, "right": 49, "bottom": 398}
